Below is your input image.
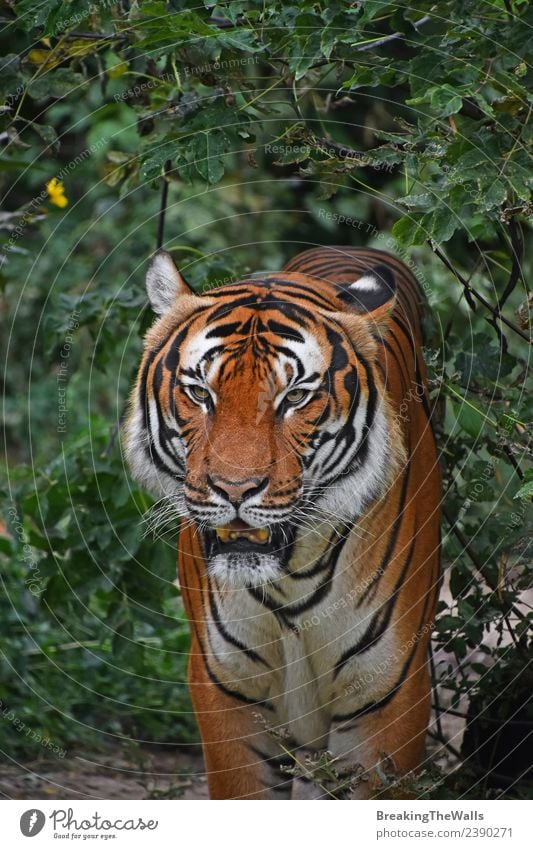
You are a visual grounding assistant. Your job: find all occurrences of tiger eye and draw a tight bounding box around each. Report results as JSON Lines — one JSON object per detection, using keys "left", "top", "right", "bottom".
{"left": 286, "top": 388, "right": 307, "bottom": 404}
{"left": 190, "top": 385, "right": 210, "bottom": 403}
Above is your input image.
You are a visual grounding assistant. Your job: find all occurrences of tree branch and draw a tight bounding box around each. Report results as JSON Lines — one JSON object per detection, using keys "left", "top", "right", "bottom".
{"left": 497, "top": 219, "right": 523, "bottom": 310}
{"left": 432, "top": 246, "right": 531, "bottom": 344}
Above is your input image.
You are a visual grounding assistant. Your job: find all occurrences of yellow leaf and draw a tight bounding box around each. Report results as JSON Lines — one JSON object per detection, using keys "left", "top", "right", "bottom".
{"left": 27, "top": 49, "right": 55, "bottom": 66}
{"left": 26, "top": 37, "right": 97, "bottom": 71}
{"left": 108, "top": 61, "right": 128, "bottom": 79}
{"left": 63, "top": 39, "right": 100, "bottom": 60}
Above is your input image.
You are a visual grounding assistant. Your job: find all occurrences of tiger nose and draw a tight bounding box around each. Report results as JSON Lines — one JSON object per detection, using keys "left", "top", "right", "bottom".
{"left": 207, "top": 475, "right": 267, "bottom": 504}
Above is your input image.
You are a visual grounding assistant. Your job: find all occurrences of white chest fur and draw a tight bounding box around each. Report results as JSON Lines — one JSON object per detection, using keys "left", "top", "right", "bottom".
{"left": 204, "top": 530, "right": 400, "bottom": 749}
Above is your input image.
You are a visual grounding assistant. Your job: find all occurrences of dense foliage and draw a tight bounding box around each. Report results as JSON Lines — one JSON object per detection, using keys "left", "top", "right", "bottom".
{"left": 1, "top": 1, "right": 531, "bottom": 797}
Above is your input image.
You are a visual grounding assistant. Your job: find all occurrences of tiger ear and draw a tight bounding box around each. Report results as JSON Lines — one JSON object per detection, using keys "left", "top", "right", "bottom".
{"left": 338, "top": 264, "right": 396, "bottom": 323}
{"left": 146, "top": 250, "right": 193, "bottom": 315}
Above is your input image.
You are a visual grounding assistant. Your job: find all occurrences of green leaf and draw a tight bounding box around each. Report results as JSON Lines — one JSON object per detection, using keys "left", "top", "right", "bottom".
{"left": 140, "top": 141, "right": 179, "bottom": 182}
{"left": 0, "top": 54, "right": 26, "bottom": 101}
{"left": 214, "top": 28, "right": 260, "bottom": 54}
{"left": 452, "top": 398, "right": 485, "bottom": 439}
{"left": 505, "top": 161, "right": 532, "bottom": 202}
{"left": 28, "top": 69, "right": 85, "bottom": 101}
{"left": 358, "top": 1, "right": 395, "bottom": 24}
{"left": 192, "top": 131, "right": 227, "bottom": 184}
{"left": 288, "top": 29, "right": 322, "bottom": 80}
{"left": 407, "top": 84, "right": 462, "bottom": 117}
{"left": 13, "top": 0, "right": 63, "bottom": 31}
{"left": 450, "top": 562, "right": 472, "bottom": 597}
{"left": 428, "top": 207, "right": 461, "bottom": 245}
{"left": 134, "top": 9, "right": 214, "bottom": 58}
{"left": 33, "top": 123, "right": 59, "bottom": 152}
{"left": 514, "top": 471, "right": 533, "bottom": 502}
{"left": 396, "top": 192, "right": 434, "bottom": 211}
{"left": 430, "top": 85, "right": 463, "bottom": 117}
{"left": 269, "top": 143, "right": 311, "bottom": 164}
{"left": 44, "top": 0, "right": 96, "bottom": 36}
{"left": 392, "top": 215, "right": 426, "bottom": 246}
{"left": 479, "top": 179, "right": 508, "bottom": 211}
{"left": 456, "top": 337, "right": 514, "bottom": 383}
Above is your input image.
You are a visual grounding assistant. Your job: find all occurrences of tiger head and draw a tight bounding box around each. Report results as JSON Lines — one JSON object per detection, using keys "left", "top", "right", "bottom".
{"left": 124, "top": 251, "right": 405, "bottom": 586}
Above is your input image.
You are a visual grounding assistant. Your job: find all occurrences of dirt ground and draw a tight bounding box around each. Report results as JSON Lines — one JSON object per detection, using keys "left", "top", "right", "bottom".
{"left": 0, "top": 745, "right": 209, "bottom": 801}
{"left": 0, "top": 719, "right": 461, "bottom": 801}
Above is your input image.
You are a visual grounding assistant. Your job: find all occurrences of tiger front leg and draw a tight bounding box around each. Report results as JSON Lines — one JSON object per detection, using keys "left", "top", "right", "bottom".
{"left": 328, "top": 655, "right": 432, "bottom": 799}
{"left": 188, "top": 644, "right": 292, "bottom": 799}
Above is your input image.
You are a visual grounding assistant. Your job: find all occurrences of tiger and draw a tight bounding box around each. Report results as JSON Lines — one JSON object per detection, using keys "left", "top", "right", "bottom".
{"left": 124, "top": 245, "right": 441, "bottom": 799}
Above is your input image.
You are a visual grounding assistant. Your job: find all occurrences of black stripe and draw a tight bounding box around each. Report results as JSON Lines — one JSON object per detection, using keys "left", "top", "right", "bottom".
{"left": 260, "top": 278, "right": 338, "bottom": 310}
{"left": 207, "top": 285, "right": 264, "bottom": 298}
{"left": 391, "top": 313, "right": 417, "bottom": 358}
{"left": 207, "top": 583, "right": 270, "bottom": 668}
{"left": 284, "top": 247, "right": 424, "bottom": 304}
{"left": 266, "top": 319, "right": 305, "bottom": 342}
{"left": 205, "top": 321, "right": 243, "bottom": 339}
{"left": 332, "top": 583, "right": 434, "bottom": 727}
{"left": 290, "top": 523, "right": 351, "bottom": 581}
{"left": 138, "top": 320, "right": 195, "bottom": 475}
{"left": 319, "top": 346, "right": 376, "bottom": 482}
{"left": 380, "top": 337, "right": 408, "bottom": 397}
{"left": 333, "top": 532, "right": 417, "bottom": 678}
{"left": 357, "top": 457, "right": 412, "bottom": 607}
{"left": 389, "top": 313, "right": 433, "bottom": 424}
{"left": 246, "top": 525, "right": 347, "bottom": 625}
{"left": 249, "top": 744, "right": 295, "bottom": 770}
{"left": 203, "top": 644, "right": 273, "bottom": 708}
{"left": 388, "top": 323, "right": 412, "bottom": 376}
{"left": 188, "top": 578, "right": 274, "bottom": 710}
{"left": 283, "top": 525, "right": 349, "bottom": 610}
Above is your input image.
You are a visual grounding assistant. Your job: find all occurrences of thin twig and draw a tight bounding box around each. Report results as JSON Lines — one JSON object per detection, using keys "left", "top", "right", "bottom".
{"left": 432, "top": 704, "right": 533, "bottom": 727}
{"left": 209, "top": 14, "right": 431, "bottom": 52}
{"left": 311, "top": 134, "right": 378, "bottom": 162}
{"left": 208, "top": 16, "right": 246, "bottom": 29}
{"left": 442, "top": 506, "right": 526, "bottom": 622}
{"left": 65, "top": 31, "right": 125, "bottom": 40}
{"left": 429, "top": 643, "right": 445, "bottom": 740}
{"left": 432, "top": 246, "right": 530, "bottom": 344}
{"left": 427, "top": 729, "right": 462, "bottom": 760}
{"left": 106, "top": 160, "right": 171, "bottom": 452}
{"left": 156, "top": 160, "right": 172, "bottom": 249}
{"left": 502, "top": 444, "right": 524, "bottom": 480}
{"left": 103, "top": 412, "right": 126, "bottom": 457}
{"left": 351, "top": 15, "right": 431, "bottom": 53}
{"left": 306, "top": 15, "right": 432, "bottom": 69}
{"left": 498, "top": 220, "right": 523, "bottom": 310}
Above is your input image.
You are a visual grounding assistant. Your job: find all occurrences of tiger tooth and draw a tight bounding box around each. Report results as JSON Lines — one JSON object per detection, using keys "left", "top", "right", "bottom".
{"left": 215, "top": 526, "right": 270, "bottom": 544}
{"left": 255, "top": 528, "right": 270, "bottom": 542}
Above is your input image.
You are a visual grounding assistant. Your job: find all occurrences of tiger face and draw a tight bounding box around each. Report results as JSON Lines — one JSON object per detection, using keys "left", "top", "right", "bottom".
{"left": 125, "top": 251, "right": 404, "bottom": 586}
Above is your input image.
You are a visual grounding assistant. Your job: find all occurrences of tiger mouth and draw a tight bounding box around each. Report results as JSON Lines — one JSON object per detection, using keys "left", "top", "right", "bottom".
{"left": 203, "top": 519, "right": 296, "bottom": 563}
{"left": 215, "top": 521, "right": 271, "bottom": 545}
